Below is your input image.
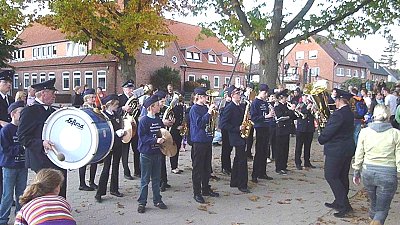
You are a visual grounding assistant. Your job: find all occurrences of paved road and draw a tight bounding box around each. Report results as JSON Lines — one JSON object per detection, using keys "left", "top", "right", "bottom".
{"left": 9, "top": 137, "right": 400, "bottom": 225}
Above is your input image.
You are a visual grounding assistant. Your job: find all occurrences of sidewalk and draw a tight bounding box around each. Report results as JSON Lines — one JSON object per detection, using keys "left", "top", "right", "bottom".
{"left": 14, "top": 137, "right": 400, "bottom": 224}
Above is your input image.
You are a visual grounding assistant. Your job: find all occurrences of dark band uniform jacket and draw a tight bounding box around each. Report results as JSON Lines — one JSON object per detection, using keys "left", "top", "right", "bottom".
{"left": 274, "top": 102, "right": 296, "bottom": 136}
{"left": 219, "top": 101, "right": 246, "bottom": 146}
{"left": 296, "top": 103, "right": 315, "bottom": 133}
{"left": 318, "top": 104, "right": 355, "bottom": 157}
{"left": 0, "top": 70, "right": 14, "bottom": 126}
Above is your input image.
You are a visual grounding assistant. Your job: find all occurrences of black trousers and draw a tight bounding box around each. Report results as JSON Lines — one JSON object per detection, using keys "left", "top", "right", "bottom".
{"left": 191, "top": 142, "right": 212, "bottom": 195}
{"left": 170, "top": 129, "right": 183, "bottom": 170}
{"left": 160, "top": 155, "right": 167, "bottom": 184}
{"left": 121, "top": 135, "right": 141, "bottom": 176}
{"left": 96, "top": 146, "right": 122, "bottom": 196}
{"left": 267, "top": 126, "right": 276, "bottom": 159}
{"left": 221, "top": 129, "right": 233, "bottom": 172}
{"left": 231, "top": 145, "right": 248, "bottom": 189}
{"left": 245, "top": 127, "right": 254, "bottom": 157}
{"left": 294, "top": 131, "right": 314, "bottom": 166}
{"left": 324, "top": 155, "right": 353, "bottom": 208}
{"left": 79, "top": 163, "right": 98, "bottom": 186}
{"left": 252, "top": 127, "right": 269, "bottom": 178}
{"left": 275, "top": 134, "right": 290, "bottom": 171}
{"left": 34, "top": 167, "right": 67, "bottom": 198}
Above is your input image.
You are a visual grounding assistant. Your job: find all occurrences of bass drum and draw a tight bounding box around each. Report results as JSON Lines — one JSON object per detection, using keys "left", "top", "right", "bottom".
{"left": 42, "top": 107, "right": 114, "bottom": 170}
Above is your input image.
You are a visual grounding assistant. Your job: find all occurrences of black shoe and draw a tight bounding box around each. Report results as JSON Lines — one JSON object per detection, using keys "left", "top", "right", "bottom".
{"left": 79, "top": 185, "right": 95, "bottom": 191}
{"left": 305, "top": 164, "right": 316, "bottom": 169}
{"left": 324, "top": 202, "right": 339, "bottom": 209}
{"left": 154, "top": 202, "right": 168, "bottom": 209}
{"left": 194, "top": 195, "right": 205, "bottom": 203}
{"left": 296, "top": 165, "right": 303, "bottom": 170}
{"left": 137, "top": 204, "right": 146, "bottom": 213}
{"left": 124, "top": 175, "right": 134, "bottom": 180}
{"left": 258, "top": 175, "right": 273, "bottom": 180}
{"left": 238, "top": 187, "right": 251, "bottom": 193}
{"left": 165, "top": 183, "right": 171, "bottom": 188}
{"left": 89, "top": 183, "right": 98, "bottom": 190}
{"left": 230, "top": 183, "right": 238, "bottom": 188}
{"left": 94, "top": 195, "right": 102, "bottom": 203}
{"left": 222, "top": 169, "right": 231, "bottom": 175}
{"left": 251, "top": 178, "right": 258, "bottom": 183}
{"left": 333, "top": 208, "right": 351, "bottom": 218}
{"left": 110, "top": 191, "right": 123, "bottom": 197}
{"left": 202, "top": 190, "right": 220, "bottom": 197}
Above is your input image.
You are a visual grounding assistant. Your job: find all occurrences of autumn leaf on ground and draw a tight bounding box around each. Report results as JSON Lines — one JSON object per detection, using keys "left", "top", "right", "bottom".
{"left": 277, "top": 200, "right": 291, "bottom": 204}
{"left": 185, "top": 219, "right": 194, "bottom": 224}
{"left": 116, "top": 202, "right": 125, "bottom": 208}
{"left": 198, "top": 205, "right": 208, "bottom": 211}
{"left": 248, "top": 195, "right": 260, "bottom": 202}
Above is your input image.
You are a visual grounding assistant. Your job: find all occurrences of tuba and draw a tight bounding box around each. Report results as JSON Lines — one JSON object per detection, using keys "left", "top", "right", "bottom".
{"left": 163, "top": 93, "right": 180, "bottom": 127}
{"left": 303, "top": 81, "right": 331, "bottom": 131}
{"left": 205, "top": 89, "right": 219, "bottom": 135}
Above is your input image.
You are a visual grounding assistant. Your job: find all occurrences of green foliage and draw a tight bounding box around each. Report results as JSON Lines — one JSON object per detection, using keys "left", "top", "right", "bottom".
{"left": 196, "top": 78, "right": 210, "bottom": 89}
{"left": 184, "top": 81, "right": 201, "bottom": 92}
{"left": 150, "top": 66, "right": 180, "bottom": 91}
{"left": 380, "top": 34, "right": 399, "bottom": 69}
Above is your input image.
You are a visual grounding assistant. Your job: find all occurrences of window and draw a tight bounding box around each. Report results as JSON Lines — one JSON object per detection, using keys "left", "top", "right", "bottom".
{"left": 53, "top": 46, "right": 57, "bottom": 55}
{"left": 62, "top": 72, "right": 70, "bottom": 90}
{"left": 361, "top": 70, "right": 365, "bottom": 78}
{"left": 188, "top": 75, "right": 195, "bottom": 82}
{"left": 202, "top": 75, "right": 209, "bottom": 81}
{"left": 186, "top": 52, "right": 201, "bottom": 61}
{"left": 208, "top": 54, "right": 216, "bottom": 63}
{"left": 225, "top": 77, "right": 230, "bottom": 84}
{"left": 33, "top": 48, "right": 37, "bottom": 58}
{"left": 31, "top": 73, "right": 38, "bottom": 85}
{"left": 309, "top": 50, "right": 318, "bottom": 59}
{"left": 24, "top": 73, "right": 30, "bottom": 89}
{"left": 13, "top": 74, "right": 18, "bottom": 89}
{"left": 73, "top": 72, "right": 81, "bottom": 88}
{"left": 40, "top": 73, "right": 46, "bottom": 83}
{"left": 85, "top": 71, "right": 93, "bottom": 88}
{"left": 354, "top": 70, "right": 359, "bottom": 77}
{"left": 295, "top": 51, "right": 305, "bottom": 60}
{"left": 214, "top": 76, "right": 220, "bottom": 88}
{"left": 13, "top": 50, "right": 25, "bottom": 61}
{"left": 374, "top": 63, "right": 380, "bottom": 70}
{"left": 48, "top": 72, "right": 55, "bottom": 80}
{"left": 97, "top": 71, "right": 107, "bottom": 90}
{"left": 141, "top": 41, "right": 151, "bottom": 54}
{"left": 346, "top": 69, "right": 351, "bottom": 77}
{"left": 347, "top": 53, "right": 358, "bottom": 62}
{"left": 155, "top": 41, "right": 165, "bottom": 56}
{"left": 336, "top": 68, "right": 344, "bottom": 76}
{"left": 67, "top": 42, "right": 86, "bottom": 57}
{"left": 235, "top": 77, "right": 241, "bottom": 87}
{"left": 310, "top": 67, "right": 320, "bottom": 77}
{"left": 79, "top": 45, "right": 86, "bottom": 55}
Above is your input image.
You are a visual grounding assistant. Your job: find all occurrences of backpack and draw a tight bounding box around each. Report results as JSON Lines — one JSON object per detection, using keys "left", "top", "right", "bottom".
{"left": 352, "top": 96, "right": 368, "bottom": 119}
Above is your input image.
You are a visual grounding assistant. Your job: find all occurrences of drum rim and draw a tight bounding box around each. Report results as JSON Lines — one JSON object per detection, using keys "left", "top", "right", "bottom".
{"left": 42, "top": 107, "right": 113, "bottom": 169}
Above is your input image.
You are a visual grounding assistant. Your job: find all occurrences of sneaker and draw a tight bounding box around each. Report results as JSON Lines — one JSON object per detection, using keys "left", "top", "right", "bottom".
{"left": 154, "top": 202, "right": 168, "bottom": 209}
{"left": 171, "top": 169, "right": 182, "bottom": 174}
{"left": 137, "top": 204, "right": 146, "bottom": 213}
{"left": 266, "top": 158, "right": 272, "bottom": 163}
{"left": 278, "top": 170, "right": 287, "bottom": 175}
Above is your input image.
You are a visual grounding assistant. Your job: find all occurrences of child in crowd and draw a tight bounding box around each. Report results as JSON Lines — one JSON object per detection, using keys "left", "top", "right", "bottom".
{"left": 15, "top": 168, "right": 76, "bottom": 225}
{"left": 0, "top": 101, "right": 28, "bottom": 225}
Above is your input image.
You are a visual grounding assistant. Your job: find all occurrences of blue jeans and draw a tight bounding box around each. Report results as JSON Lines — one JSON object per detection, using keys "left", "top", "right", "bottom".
{"left": 353, "top": 122, "right": 362, "bottom": 146}
{"left": 137, "top": 153, "right": 162, "bottom": 206}
{"left": 0, "top": 167, "right": 28, "bottom": 224}
{"left": 362, "top": 164, "right": 397, "bottom": 225}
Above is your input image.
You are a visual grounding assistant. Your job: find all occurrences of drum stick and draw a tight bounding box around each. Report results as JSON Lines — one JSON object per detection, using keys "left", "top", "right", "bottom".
{"left": 50, "top": 145, "right": 66, "bottom": 161}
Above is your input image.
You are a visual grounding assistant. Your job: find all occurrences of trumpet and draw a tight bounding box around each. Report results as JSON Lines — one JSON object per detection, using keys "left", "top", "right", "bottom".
{"left": 286, "top": 102, "right": 306, "bottom": 119}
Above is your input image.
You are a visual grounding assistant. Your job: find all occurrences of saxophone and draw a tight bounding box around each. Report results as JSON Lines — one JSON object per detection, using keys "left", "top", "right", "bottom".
{"left": 240, "top": 100, "right": 253, "bottom": 138}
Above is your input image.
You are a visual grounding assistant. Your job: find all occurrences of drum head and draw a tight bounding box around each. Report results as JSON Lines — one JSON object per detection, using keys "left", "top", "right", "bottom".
{"left": 42, "top": 107, "right": 113, "bottom": 170}
{"left": 160, "top": 128, "right": 177, "bottom": 157}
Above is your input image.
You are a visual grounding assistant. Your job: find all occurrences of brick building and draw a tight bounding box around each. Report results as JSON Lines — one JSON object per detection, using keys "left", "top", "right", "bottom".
{"left": 9, "top": 21, "right": 245, "bottom": 102}
{"left": 285, "top": 34, "right": 387, "bottom": 89}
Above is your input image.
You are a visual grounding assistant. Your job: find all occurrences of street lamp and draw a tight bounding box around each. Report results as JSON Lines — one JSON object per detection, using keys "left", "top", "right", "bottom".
{"left": 180, "top": 64, "right": 188, "bottom": 93}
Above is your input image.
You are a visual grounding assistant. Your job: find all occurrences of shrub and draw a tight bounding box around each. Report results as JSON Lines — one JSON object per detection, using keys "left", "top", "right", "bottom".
{"left": 150, "top": 66, "right": 181, "bottom": 91}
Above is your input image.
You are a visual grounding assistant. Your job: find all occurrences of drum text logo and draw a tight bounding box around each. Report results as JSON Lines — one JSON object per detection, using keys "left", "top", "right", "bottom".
{"left": 65, "top": 118, "right": 84, "bottom": 130}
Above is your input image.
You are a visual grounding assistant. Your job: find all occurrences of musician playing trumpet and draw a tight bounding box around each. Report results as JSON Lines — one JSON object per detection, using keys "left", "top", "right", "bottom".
{"left": 250, "top": 84, "right": 274, "bottom": 183}
{"left": 189, "top": 87, "right": 219, "bottom": 204}
{"left": 294, "top": 95, "right": 316, "bottom": 170}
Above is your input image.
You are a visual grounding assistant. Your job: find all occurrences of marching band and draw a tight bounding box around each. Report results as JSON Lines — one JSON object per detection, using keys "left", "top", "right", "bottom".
{"left": 3, "top": 68, "right": 399, "bottom": 221}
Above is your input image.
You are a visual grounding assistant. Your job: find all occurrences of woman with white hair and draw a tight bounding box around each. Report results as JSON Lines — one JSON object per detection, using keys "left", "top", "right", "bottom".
{"left": 352, "top": 104, "right": 400, "bottom": 225}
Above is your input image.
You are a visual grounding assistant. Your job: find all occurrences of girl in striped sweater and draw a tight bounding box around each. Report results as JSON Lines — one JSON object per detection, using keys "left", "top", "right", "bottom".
{"left": 14, "top": 169, "right": 76, "bottom": 225}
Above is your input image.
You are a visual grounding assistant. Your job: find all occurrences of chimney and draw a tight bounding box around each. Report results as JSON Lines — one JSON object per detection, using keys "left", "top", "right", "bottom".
{"left": 355, "top": 49, "right": 362, "bottom": 55}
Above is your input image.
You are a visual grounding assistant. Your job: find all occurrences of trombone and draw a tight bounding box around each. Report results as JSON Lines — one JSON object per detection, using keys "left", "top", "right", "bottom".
{"left": 286, "top": 102, "right": 306, "bottom": 119}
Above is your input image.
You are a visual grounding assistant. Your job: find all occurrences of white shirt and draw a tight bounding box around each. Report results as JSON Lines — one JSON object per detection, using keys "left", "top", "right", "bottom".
{"left": 384, "top": 94, "right": 398, "bottom": 116}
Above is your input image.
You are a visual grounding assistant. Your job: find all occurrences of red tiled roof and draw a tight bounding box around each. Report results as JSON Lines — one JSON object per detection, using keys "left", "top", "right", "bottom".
{"left": 17, "top": 23, "right": 68, "bottom": 48}
{"left": 9, "top": 55, "right": 116, "bottom": 68}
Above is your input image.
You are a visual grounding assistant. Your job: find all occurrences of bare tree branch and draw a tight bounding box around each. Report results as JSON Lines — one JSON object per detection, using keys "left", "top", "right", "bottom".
{"left": 280, "top": 0, "right": 314, "bottom": 38}
{"left": 271, "top": 0, "right": 283, "bottom": 38}
{"left": 230, "top": 0, "right": 253, "bottom": 39}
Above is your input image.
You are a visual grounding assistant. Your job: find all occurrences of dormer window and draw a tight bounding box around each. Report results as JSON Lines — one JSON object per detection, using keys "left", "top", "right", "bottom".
{"left": 186, "top": 51, "right": 201, "bottom": 61}
{"left": 374, "top": 63, "right": 380, "bottom": 70}
{"left": 222, "top": 56, "right": 233, "bottom": 64}
{"left": 208, "top": 54, "right": 216, "bottom": 63}
{"left": 347, "top": 53, "right": 358, "bottom": 62}
{"left": 141, "top": 41, "right": 151, "bottom": 55}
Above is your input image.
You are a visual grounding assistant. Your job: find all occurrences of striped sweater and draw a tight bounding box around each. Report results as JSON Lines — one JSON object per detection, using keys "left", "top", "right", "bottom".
{"left": 14, "top": 195, "right": 76, "bottom": 225}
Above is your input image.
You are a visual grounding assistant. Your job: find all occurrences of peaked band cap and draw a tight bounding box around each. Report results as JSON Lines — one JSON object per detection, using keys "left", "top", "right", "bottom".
{"left": 31, "top": 79, "right": 57, "bottom": 91}
{"left": 101, "top": 94, "right": 119, "bottom": 105}
{"left": 8, "top": 100, "right": 25, "bottom": 114}
{"left": 259, "top": 84, "right": 269, "bottom": 92}
{"left": 0, "top": 70, "right": 14, "bottom": 82}
{"left": 194, "top": 87, "right": 207, "bottom": 95}
{"left": 83, "top": 88, "right": 96, "bottom": 96}
{"left": 122, "top": 79, "right": 135, "bottom": 88}
{"left": 143, "top": 95, "right": 159, "bottom": 108}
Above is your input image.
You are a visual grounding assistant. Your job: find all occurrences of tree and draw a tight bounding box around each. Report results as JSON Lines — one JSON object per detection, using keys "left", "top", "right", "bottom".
{"left": 191, "top": 0, "right": 400, "bottom": 88}
{"left": 380, "top": 34, "right": 399, "bottom": 69}
{"left": 150, "top": 66, "right": 180, "bottom": 90}
{"left": 40, "top": 0, "right": 177, "bottom": 82}
{"left": 0, "top": 0, "right": 29, "bottom": 67}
